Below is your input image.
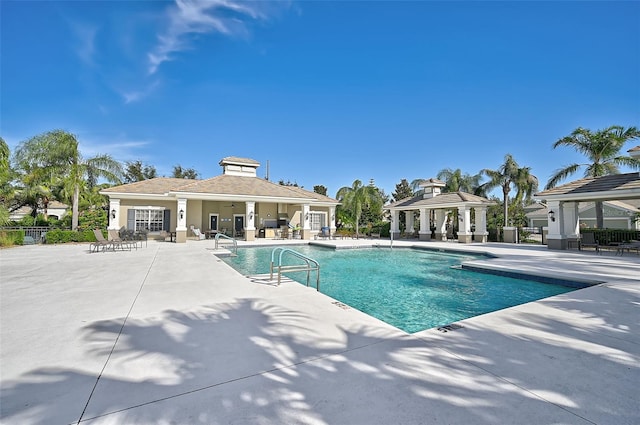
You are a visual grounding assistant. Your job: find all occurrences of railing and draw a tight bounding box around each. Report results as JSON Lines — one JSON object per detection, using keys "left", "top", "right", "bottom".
{"left": 0, "top": 226, "right": 49, "bottom": 243}
{"left": 583, "top": 229, "right": 640, "bottom": 245}
{"left": 269, "top": 247, "right": 320, "bottom": 290}
{"left": 214, "top": 232, "right": 237, "bottom": 255}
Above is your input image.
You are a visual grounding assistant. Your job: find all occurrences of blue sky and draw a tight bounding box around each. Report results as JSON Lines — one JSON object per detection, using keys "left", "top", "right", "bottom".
{"left": 2, "top": 0, "right": 639, "bottom": 199}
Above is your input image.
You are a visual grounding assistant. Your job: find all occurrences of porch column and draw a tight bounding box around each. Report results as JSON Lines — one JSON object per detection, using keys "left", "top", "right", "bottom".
{"left": 457, "top": 206, "right": 472, "bottom": 243}
{"left": 475, "top": 206, "right": 489, "bottom": 243}
{"left": 563, "top": 202, "right": 580, "bottom": 248}
{"left": 245, "top": 202, "right": 256, "bottom": 241}
{"left": 301, "top": 204, "right": 311, "bottom": 240}
{"left": 391, "top": 210, "right": 400, "bottom": 239}
{"left": 329, "top": 206, "right": 337, "bottom": 233}
{"left": 546, "top": 200, "right": 566, "bottom": 250}
{"left": 176, "top": 198, "right": 187, "bottom": 243}
{"left": 419, "top": 208, "right": 431, "bottom": 240}
{"left": 108, "top": 199, "right": 120, "bottom": 230}
{"left": 435, "top": 210, "right": 447, "bottom": 241}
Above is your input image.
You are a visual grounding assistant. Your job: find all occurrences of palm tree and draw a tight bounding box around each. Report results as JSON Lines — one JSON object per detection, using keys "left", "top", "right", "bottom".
{"left": 436, "top": 168, "right": 482, "bottom": 194}
{"left": 15, "top": 130, "right": 124, "bottom": 230}
{"left": 481, "top": 154, "right": 538, "bottom": 227}
{"left": 546, "top": 125, "right": 640, "bottom": 228}
{"left": 336, "top": 179, "right": 383, "bottom": 237}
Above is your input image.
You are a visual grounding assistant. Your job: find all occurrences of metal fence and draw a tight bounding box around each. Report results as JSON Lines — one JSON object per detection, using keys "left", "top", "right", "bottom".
{"left": 0, "top": 226, "right": 50, "bottom": 243}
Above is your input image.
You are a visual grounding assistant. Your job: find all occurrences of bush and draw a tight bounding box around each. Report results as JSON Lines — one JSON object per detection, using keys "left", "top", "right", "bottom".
{"left": 0, "top": 230, "right": 25, "bottom": 247}
{"left": 44, "top": 229, "right": 97, "bottom": 244}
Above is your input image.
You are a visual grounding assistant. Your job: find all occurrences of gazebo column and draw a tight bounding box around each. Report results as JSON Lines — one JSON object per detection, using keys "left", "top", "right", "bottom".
{"left": 245, "top": 202, "right": 256, "bottom": 241}
{"left": 176, "top": 198, "right": 187, "bottom": 243}
{"left": 435, "top": 210, "right": 447, "bottom": 241}
{"left": 390, "top": 210, "right": 400, "bottom": 238}
{"left": 475, "top": 206, "right": 489, "bottom": 243}
{"left": 419, "top": 208, "right": 431, "bottom": 240}
{"left": 406, "top": 210, "right": 415, "bottom": 233}
{"left": 457, "top": 207, "right": 472, "bottom": 243}
{"left": 546, "top": 200, "right": 567, "bottom": 249}
{"left": 563, "top": 202, "right": 580, "bottom": 248}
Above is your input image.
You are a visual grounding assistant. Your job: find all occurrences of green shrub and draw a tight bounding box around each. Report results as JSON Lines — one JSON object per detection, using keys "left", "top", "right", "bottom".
{"left": 0, "top": 230, "right": 24, "bottom": 247}
{"left": 44, "top": 229, "right": 98, "bottom": 244}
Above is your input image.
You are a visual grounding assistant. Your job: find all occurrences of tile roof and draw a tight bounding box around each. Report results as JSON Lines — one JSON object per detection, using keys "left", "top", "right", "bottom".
{"left": 386, "top": 192, "right": 494, "bottom": 209}
{"left": 102, "top": 176, "right": 339, "bottom": 203}
{"left": 535, "top": 172, "right": 640, "bottom": 197}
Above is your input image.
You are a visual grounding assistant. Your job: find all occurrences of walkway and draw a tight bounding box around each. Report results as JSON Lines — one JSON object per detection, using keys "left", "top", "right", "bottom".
{"left": 0, "top": 239, "right": 638, "bottom": 424}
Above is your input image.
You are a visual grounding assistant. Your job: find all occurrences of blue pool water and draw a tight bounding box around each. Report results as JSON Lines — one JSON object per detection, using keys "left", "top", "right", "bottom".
{"left": 222, "top": 245, "right": 576, "bottom": 333}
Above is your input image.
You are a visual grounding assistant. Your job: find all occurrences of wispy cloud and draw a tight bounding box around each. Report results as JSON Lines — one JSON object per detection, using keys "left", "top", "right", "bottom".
{"left": 80, "top": 138, "right": 152, "bottom": 162}
{"left": 148, "top": 0, "right": 280, "bottom": 75}
{"left": 69, "top": 21, "right": 99, "bottom": 65}
{"left": 121, "top": 79, "right": 161, "bottom": 104}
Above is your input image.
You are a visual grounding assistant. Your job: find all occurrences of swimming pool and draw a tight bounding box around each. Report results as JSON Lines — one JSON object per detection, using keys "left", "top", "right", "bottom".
{"left": 222, "top": 245, "right": 579, "bottom": 333}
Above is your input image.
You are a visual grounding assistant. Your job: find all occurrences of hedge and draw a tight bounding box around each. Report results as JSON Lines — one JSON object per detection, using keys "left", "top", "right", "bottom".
{"left": 44, "top": 229, "right": 98, "bottom": 244}
{"left": 0, "top": 230, "right": 25, "bottom": 247}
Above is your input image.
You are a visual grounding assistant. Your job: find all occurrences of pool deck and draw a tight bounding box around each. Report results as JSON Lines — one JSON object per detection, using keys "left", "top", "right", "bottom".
{"left": 1, "top": 239, "right": 638, "bottom": 424}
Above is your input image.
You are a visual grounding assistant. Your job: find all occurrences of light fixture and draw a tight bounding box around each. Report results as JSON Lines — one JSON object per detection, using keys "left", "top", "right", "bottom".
{"left": 305, "top": 212, "right": 309, "bottom": 221}
{"left": 179, "top": 209, "right": 184, "bottom": 220}
{"left": 459, "top": 215, "right": 463, "bottom": 222}
{"left": 331, "top": 214, "right": 335, "bottom": 221}
{"left": 111, "top": 209, "right": 116, "bottom": 219}
{"left": 249, "top": 211, "right": 254, "bottom": 220}
{"left": 548, "top": 210, "right": 555, "bottom": 222}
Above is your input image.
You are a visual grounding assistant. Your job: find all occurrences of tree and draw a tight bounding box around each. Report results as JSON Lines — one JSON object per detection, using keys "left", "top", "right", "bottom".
{"left": 124, "top": 161, "right": 157, "bottom": 183}
{"left": 313, "top": 185, "right": 327, "bottom": 196}
{"left": 546, "top": 125, "right": 640, "bottom": 228}
{"left": 336, "top": 179, "right": 384, "bottom": 236}
{"left": 392, "top": 179, "right": 413, "bottom": 201}
{"left": 0, "top": 137, "right": 12, "bottom": 225}
{"left": 436, "top": 168, "right": 482, "bottom": 194}
{"left": 14, "top": 130, "right": 123, "bottom": 230}
{"left": 278, "top": 179, "right": 299, "bottom": 187}
{"left": 480, "top": 154, "right": 538, "bottom": 227}
{"left": 172, "top": 165, "right": 198, "bottom": 179}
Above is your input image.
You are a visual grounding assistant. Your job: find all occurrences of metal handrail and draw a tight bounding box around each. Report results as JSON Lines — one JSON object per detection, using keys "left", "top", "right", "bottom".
{"left": 269, "top": 247, "right": 320, "bottom": 290}
{"left": 214, "top": 232, "right": 237, "bottom": 255}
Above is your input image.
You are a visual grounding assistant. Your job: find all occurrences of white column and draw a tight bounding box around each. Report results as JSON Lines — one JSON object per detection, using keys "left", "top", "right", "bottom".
{"left": 419, "top": 208, "right": 429, "bottom": 236}
{"left": 177, "top": 198, "right": 187, "bottom": 231}
{"left": 108, "top": 199, "right": 120, "bottom": 230}
{"left": 435, "top": 210, "right": 447, "bottom": 240}
{"left": 546, "top": 200, "right": 566, "bottom": 249}
{"left": 457, "top": 206, "right": 472, "bottom": 243}
{"left": 475, "top": 206, "right": 488, "bottom": 242}
{"left": 406, "top": 210, "right": 415, "bottom": 233}
{"left": 245, "top": 202, "right": 256, "bottom": 231}
{"left": 329, "top": 206, "right": 336, "bottom": 232}
{"left": 563, "top": 202, "right": 579, "bottom": 239}
{"left": 391, "top": 210, "right": 400, "bottom": 233}
{"left": 302, "top": 204, "right": 311, "bottom": 230}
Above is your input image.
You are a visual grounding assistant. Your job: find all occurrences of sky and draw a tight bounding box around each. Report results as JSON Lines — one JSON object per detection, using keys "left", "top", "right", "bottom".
{"left": 2, "top": 0, "right": 639, "bottom": 200}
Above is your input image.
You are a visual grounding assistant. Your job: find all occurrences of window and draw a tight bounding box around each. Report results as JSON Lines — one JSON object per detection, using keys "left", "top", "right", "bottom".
{"left": 309, "top": 212, "right": 325, "bottom": 231}
{"left": 134, "top": 208, "right": 164, "bottom": 232}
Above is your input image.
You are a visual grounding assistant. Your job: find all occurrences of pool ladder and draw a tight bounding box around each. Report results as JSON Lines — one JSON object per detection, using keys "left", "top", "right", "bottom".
{"left": 269, "top": 247, "right": 320, "bottom": 290}
{"left": 214, "top": 233, "right": 238, "bottom": 256}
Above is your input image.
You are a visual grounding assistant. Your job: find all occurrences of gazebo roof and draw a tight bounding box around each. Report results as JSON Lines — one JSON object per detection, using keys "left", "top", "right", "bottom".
{"left": 535, "top": 172, "right": 640, "bottom": 201}
{"left": 386, "top": 191, "right": 494, "bottom": 210}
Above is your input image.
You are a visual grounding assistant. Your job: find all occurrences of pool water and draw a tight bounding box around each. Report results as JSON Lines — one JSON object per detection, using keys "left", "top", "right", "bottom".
{"left": 222, "top": 246, "right": 575, "bottom": 333}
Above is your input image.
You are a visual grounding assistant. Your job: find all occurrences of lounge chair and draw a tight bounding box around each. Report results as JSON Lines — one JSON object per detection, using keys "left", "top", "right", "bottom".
{"left": 108, "top": 229, "right": 134, "bottom": 251}
{"left": 91, "top": 229, "right": 114, "bottom": 252}
{"left": 192, "top": 227, "right": 206, "bottom": 240}
{"left": 579, "top": 232, "right": 600, "bottom": 253}
{"left": 315, "top": 227, "right": 331, "bottom": 240}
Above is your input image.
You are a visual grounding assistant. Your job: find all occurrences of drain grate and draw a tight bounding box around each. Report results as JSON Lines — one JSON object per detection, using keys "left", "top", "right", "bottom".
{"left": 437, "top": 323, "right": 464, "bottom": 333}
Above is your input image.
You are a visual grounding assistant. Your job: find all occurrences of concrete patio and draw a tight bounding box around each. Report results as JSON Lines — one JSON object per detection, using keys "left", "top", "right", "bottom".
{"left": 0, "top": 239, "right": 638, "bottom": 424}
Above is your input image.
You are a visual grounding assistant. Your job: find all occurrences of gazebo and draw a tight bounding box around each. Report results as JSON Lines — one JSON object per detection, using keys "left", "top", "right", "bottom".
{"left": 534, "top": 172, "right": 640, "bottom": 249}
{"left": 385, "top": 179, "right": 495, "bottom": 243}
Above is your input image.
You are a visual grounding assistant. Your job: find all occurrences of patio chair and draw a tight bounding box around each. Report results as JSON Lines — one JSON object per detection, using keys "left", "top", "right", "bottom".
{"left": 579, "top": 232, "right": 600, "bottom": 253}
{"left": 191, "top": 227, "right": 206, "bottom": 240}
{"left": 315, "top": 226, "right": 331, "bottom": 240}
{"left": 91, "top": 229, "right": 114, "bottom": 253}
{"left": 108, "top": 229, "right": 134, "bottom": 251}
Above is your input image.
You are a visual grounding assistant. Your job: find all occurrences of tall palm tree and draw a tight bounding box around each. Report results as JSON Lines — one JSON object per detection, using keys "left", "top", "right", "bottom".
{"left": 14, "top": 130, "right": 123, "bottom": 230}
{"left": 336, "top": 179, "right": 383, "bottom": 237}
{"left": 481, "top": 154, "right": 537, "bottom": 227}
{"left": 546, "top": 125, "right": 640, "bottom": 228}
